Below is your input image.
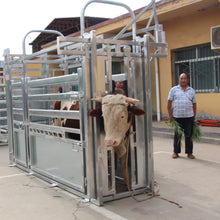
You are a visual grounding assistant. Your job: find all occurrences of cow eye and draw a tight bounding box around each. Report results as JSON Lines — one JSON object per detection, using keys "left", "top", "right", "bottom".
{"left": 120, "top": 115, "right": 125, "bottom": 120}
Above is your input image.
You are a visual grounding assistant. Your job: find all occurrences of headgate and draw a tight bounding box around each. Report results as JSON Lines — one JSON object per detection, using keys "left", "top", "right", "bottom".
{"left": 4, "top": 0, "right": 167, "bottom": 205}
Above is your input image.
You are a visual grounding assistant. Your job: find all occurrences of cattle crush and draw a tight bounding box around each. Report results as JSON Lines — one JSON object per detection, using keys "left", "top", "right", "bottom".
{"left": 3, "top": 0, "right": 167, "bottom": 205}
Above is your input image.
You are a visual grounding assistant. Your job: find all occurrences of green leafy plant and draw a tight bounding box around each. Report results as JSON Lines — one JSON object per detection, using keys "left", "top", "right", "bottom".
{"left": 168, "top": 120, "right": 202, "bottom": 143}
{"left": 170, "top": 120, "right": 183, "bottom": 145}
{"left": 191, "top": 121, "right": 202, "bottom": 142}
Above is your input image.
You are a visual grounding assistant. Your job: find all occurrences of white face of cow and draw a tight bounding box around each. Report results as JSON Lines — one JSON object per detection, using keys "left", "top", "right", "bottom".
{"left": 102, "top": 95, "right": 133, "bottom": 147}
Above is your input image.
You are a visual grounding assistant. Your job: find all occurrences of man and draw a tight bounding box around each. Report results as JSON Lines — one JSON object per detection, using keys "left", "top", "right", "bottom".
{"left": 167, "top": 73, "right": 197, "bottom": 159}
{"left": 115, "top": 81, "right": 124, "bottom": 90}
{"left": 113, "top": 81, "right": 127, "bottom": 96}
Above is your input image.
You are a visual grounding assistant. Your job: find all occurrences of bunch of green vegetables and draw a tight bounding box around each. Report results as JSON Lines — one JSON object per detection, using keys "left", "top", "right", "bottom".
{"left": 170, "top": 120, "right": 183, "bottom": 145}
{"left": 169, "top": 120, "right": 202, "bottom": 143}
{"left": 191, "top": 121, "right": 202, "bottom": 142}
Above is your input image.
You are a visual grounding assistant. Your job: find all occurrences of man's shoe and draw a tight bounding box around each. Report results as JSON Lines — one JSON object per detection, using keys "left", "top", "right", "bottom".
{"left": 172, "top": 153, "right": 179, "bottom": 159}
{"left": 187, "top": 154, "right": 195, "bottom": 159}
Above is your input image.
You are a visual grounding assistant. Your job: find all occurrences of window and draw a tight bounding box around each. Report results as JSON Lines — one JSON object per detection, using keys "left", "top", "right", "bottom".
{"left": 173, "top": 44, "right": 220, "bottom": 93}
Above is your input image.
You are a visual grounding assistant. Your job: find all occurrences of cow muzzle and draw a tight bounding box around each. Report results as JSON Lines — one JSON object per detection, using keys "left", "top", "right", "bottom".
{"left": 105, "top": 138, "right": 121, "bottom": 147}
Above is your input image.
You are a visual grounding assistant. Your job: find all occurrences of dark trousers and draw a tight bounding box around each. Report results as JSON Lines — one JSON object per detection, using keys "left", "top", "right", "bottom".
{"left": 173, "top": 117, "right": 194, "bottom": 154}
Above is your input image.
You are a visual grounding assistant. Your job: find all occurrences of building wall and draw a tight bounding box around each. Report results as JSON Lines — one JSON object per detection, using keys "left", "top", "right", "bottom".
{"left": 158, "top": 4, "right": 220, "bottom": 118}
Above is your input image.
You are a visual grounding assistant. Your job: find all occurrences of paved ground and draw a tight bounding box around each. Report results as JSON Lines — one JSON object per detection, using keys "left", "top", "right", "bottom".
{"left": 0, "top": 129, "right": 220, "bottom": 219}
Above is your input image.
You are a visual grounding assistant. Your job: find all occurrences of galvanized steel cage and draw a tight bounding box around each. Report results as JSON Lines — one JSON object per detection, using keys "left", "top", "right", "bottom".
{"left": 4, "top": 0, "right": 167, "bottom": 205}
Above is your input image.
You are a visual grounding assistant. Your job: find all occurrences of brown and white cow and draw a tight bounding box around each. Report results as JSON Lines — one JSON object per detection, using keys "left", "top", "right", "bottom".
{"left": 89, "top": 94, "right": 145, "bottom": 186}
{"left": 53, "top": 99, "right": 80, "bottom": 140}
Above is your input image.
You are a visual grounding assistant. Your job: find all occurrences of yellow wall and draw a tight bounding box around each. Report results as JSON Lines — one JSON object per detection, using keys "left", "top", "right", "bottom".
{"left": 196, "top": 93, "right": 220, "bottom": 116}
{"left": 158, "top": 4, "right": 220, "bottom": 118}
{"left": 26, "top": 63, "right": 42, "bottom": 76}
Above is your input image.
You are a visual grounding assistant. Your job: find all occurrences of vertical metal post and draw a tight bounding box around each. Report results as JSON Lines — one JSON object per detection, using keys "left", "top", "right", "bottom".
{"left": 78, "top": 66, "right": 88, "bottom": 195}
{"left": 82, "top": 39, "right": 97, "bottom": 201}
{"left": 90, "top": 30, "right": 104, "bottom": 205}
{"left": 105, "top": 44, "right": 112, "bottom": 93}
{"left": 4, "top": 49, "right": 15, "bottom": 165}
{"left": 41, "top": 53, "right": 50, "bottom": 125}
{"left": 21, "top": 57, "right": 30, "bottom": 169}
{"left": 124, "top": 45, "right": 132, "bottom": 97}
{"left": 143, "top": 35, "right": 154, "bottom": 192}
{"left": 155, "top": 57, "right": 161, "bottom": 121}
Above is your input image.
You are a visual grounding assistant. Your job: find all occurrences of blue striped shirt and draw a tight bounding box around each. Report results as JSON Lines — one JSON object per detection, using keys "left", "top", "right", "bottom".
{"left": 168, "top": 85, "right": 196, "bottom": 118}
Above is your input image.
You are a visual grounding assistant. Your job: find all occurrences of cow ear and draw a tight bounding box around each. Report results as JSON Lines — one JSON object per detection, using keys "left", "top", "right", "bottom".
{"left": 128, "top": 106, "right": 145, "bottom": 116}
{"left": 89, "top": 106, "right": 102, "bottom": 117}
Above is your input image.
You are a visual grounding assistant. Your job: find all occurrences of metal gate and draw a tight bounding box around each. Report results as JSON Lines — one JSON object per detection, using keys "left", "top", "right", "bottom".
{"left": 0, "top": 62, "right": 8, "bottom": 145}
{"left": 4, "top": 0, "right": 167, "bottom": 205}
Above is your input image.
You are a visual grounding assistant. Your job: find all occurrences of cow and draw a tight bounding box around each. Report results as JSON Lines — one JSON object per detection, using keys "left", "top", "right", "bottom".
{"left": 89, "top": 94, "right": 145, "bottom": 188}
{"left": 53, "top": 99, "right": 80, "bottom": 140}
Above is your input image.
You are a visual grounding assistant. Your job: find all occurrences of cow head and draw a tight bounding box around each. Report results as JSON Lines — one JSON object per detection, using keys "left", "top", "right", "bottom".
{"left": 90, "top": 94, "right": 145, "bottom": 148}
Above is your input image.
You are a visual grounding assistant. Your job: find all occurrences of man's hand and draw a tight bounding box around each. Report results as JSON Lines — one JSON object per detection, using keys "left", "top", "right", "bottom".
{"left": 167, "top": 100, "right": 173, "bottom": 121}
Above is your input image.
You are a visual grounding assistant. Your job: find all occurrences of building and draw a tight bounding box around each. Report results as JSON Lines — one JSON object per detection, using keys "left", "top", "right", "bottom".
{"left": 32, "top": 0, "right": 220, "bottom": 120}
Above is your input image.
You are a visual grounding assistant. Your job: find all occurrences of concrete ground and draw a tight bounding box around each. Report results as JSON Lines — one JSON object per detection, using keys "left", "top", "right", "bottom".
{"left": 0, "top": 129, "right": 220, "bottom": 219}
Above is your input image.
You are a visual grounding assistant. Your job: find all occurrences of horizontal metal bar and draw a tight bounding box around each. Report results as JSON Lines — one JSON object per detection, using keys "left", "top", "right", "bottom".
{"left": 8, "top": 41, "right": 73, "bottom": 65}
{"left": 29, "top": 109, "right": 80, "bottom": 119}
{"left": 11, "top": 63, "right": 23, "bottom": 67}
{"left": 11, "top": 83, "right": 23, "bottom": 88}
{"left": 0, "top": 125, "right": 8, "bottom": 129}
{"left": 25, "top": 68, "right": 64, "bottom": 72}
{"left": 13, "top": 92, "right": 79, "bottom": 101}
{"left": 24, "top": 60, "right": 63, "bottom": 65}
{"left": 12, "top": 74, "right": 78, "bottom": 88}
{"left": 13, "top": 108, "right": 23, "bottom": 115}
{"left": 110, "top": 73, "right": 127, "bottom": 82}
{"left": 96, "top": 38, "right": 138, "bottom": 46}
{"left": 28, "top": 74, "right": 78, "bottom": 87}
{"left": 0, "top": 100, "right": 6, "bottom": 104}
{"left": 96, "top": 51, "right": 124, "bottom": 57}
{"left": 28, "top": 92, "right": 79, "bottom": 101}
{"left": 59, "top": 50, "right": 86, "bottom": 56}
{"left": 0, "top": 117, "right": 7, "bottom": 120}
{"left": 29, "top": 122, "right": 81, "bottom": 134}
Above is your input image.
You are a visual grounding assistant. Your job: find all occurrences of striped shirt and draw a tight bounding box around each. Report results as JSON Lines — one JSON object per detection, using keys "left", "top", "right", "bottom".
{"left": 168, "top": 85, "right": 196, "bottom": 118}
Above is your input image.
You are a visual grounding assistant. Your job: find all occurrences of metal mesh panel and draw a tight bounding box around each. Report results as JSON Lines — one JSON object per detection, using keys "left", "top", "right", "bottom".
{"left": 192, "top": 60, "right": 214, "bottom": 92}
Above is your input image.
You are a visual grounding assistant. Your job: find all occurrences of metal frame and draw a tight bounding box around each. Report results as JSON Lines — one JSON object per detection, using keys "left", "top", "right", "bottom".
{"left": 4, "top": 0, "right": 167, "bottom": 206}
{"left": 0, "top": 66, "right": 8, "bottom": 145}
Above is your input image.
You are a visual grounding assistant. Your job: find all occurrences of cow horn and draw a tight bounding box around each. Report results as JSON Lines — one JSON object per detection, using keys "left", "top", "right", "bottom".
{"left": 91, "top": 97, "right": 102, "bottom": 102}
{"left": 125, "top": 97, "right": 139, "bottom": 104}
